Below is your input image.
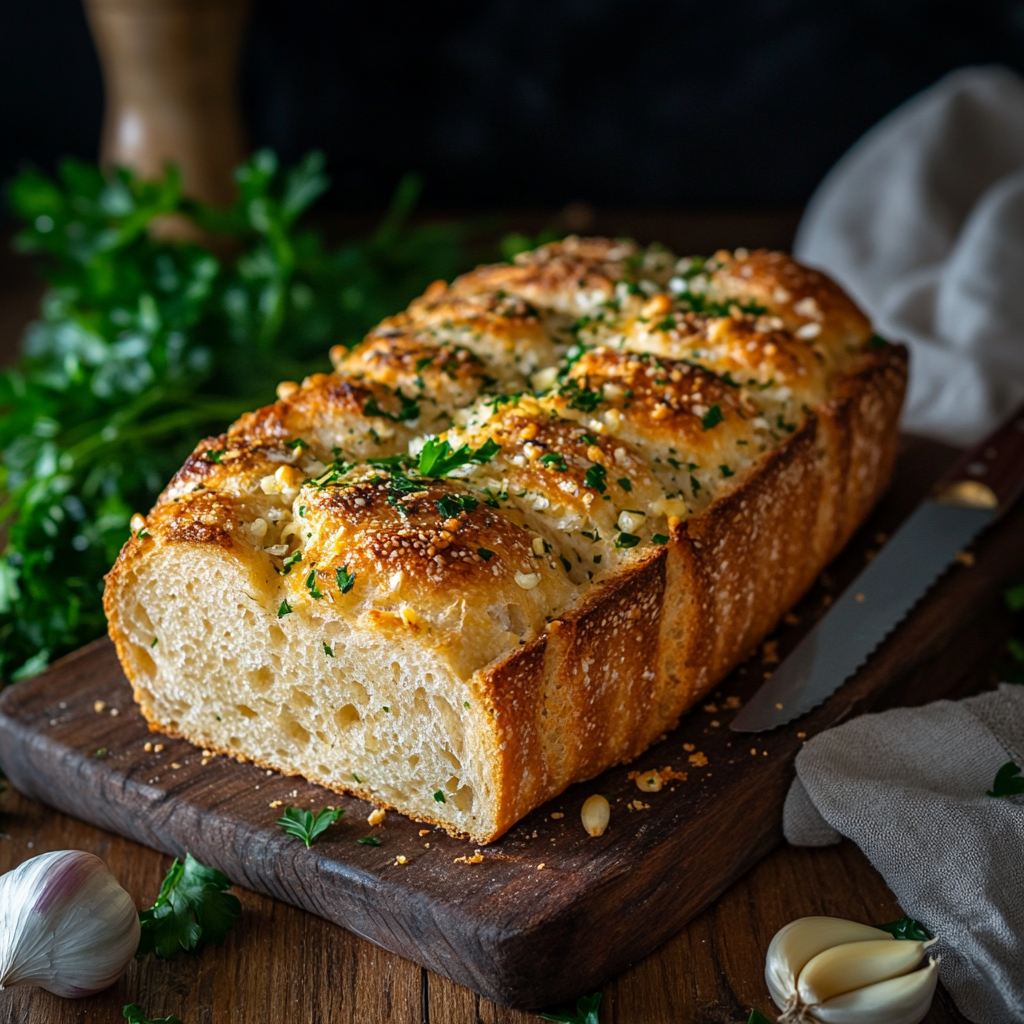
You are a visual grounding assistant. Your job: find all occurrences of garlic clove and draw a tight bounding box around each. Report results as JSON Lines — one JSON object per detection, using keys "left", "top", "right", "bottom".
{"left": 810, "top": 958, "right": 939, "bottom": 1024}
{"left": 798, "top": 938, "right": 928, "bottom": 1006}
{"left": 766, "top": 917, "right": 893, "bottom": 1010}
{"left": 0, "top": 850, "right": 140, "bottom": 998}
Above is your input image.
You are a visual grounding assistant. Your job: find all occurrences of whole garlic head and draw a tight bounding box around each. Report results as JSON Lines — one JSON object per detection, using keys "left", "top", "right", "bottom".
{"left": 0, "top": 850, "right": 141, "bottom": 998}
{"left": 766, "top": 916, "right": 939, "bottom": 1024}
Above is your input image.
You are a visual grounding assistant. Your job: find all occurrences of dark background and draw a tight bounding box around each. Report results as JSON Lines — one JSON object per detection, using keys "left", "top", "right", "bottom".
{"left": 1, "top": 0, "right": 1023, "bottom": 216}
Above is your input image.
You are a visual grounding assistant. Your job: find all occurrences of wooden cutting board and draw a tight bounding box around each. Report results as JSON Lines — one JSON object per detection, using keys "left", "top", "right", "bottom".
{"left": 1, "top": 436, "right": 1021, "bottom": 1010}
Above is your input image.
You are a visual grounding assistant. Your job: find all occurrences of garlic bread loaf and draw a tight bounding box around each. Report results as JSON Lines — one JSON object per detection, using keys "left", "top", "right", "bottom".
{"left": 104, "top": 239, "right": 906, "bottom": 843}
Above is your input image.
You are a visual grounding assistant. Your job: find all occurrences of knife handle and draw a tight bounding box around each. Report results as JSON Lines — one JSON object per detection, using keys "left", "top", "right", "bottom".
{"left": 933, "top": 399, "right": 1024, "bottom": 514}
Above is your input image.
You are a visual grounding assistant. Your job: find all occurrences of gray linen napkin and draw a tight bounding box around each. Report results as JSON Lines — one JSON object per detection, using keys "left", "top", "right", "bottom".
{"left": 784, "top": 684, "right": 1024, "bottom": 1024}
{"left": 795, "top": 65, "right": 1024, "bottom": 445}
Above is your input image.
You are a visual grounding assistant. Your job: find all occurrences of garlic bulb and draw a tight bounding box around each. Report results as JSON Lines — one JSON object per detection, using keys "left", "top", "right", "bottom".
{"left": 766, "top": 916, "right": 939, "bottom": 1024}
{"left": 0, "top": 850, "right": 141, "bottom": 997}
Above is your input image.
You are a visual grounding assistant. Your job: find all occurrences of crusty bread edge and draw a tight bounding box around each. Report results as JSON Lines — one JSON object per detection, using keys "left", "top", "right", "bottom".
{"left": 477, "top": 343, "right": 908, "bottom": 840}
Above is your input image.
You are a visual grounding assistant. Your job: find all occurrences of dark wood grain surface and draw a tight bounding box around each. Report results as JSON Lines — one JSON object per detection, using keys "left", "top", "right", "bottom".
{"left": 2, "top": 436, "right": 1021, "bottom": 1022}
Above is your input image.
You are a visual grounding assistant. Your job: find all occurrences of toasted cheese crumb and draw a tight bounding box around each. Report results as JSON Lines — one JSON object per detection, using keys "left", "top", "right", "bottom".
{"left": 368, "top": 808, "right": 386, "bottom": 827}
{"left": 550, "top": 811, "right": 564, "bottom": 819}
{"left": 270, "top": 800, "right": 283, "bottom": 808}
{"left": 143, "top": 742, "right": 153, "bottom": 752}
{"left": 687, "top": 752, "right": 708, "bottom": 767}
{"left": 154, "top": 744, "right": 164, "bottom": 753}
{"left": 454, "top": 852, "right": 484, "bottom": 864}
{"left": 395, "top": 855, "right": 408, "bottom": 865}
{"left": 93, "top": 701, "right": 106, "bottom": 713}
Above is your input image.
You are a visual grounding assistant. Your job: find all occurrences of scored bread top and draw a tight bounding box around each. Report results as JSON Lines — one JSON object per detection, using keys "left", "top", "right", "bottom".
{"left": 140, "top": 239, "right": 876, "bottom": 683}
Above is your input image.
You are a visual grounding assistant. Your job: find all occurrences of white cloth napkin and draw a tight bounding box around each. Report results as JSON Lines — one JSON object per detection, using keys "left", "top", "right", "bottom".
{"left": 784, "top": 684, "right": 1024, "bottom": 1024}
{"left": 794, "top": 65, "right": 1024, "bottom": 445}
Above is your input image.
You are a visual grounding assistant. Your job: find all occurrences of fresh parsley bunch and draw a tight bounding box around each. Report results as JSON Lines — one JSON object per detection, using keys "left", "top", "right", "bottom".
{"left": 0, "top": 152, "right": 483, "bottom": 682}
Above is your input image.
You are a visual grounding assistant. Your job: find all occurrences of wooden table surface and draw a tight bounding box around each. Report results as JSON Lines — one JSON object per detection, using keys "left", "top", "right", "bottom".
{"left": 0, "top": 212, "right": 983, "bottom": 1024}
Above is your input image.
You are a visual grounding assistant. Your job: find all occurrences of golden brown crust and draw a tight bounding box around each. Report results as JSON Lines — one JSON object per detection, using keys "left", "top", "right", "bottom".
{"left": 104, "top": 238, "right": 907, "bottom": 843}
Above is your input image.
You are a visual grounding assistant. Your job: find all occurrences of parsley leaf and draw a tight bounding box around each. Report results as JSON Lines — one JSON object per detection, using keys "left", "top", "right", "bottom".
{"left": 617, "top": 477, "right": 632, "bottom": 491}
{"left": 278, "top": 550, "right": 302, "bottom": 575}
{"left": 433, "top": 789, "right": 446, "bottom": 803}
{"left": 477, "top": 547, "right": 495, "bottom": 561}
{"left": 358, "top": 835, "right": 382, "bottom": 846}
{"left": 560, "top": 378, "right": 603, "bottom": 412}
{"left": 123, "top": 1004, "right": 183, "bottom": 1024}
{"left": 747, "top": 1012, "right": 774, "bottom": 1024}
{"left": 136, "top": 853, "right": 242, "bottom": 960}
{"left": 285, "top": 438, "right": 308, "bottom": 450}
{"left": 652, "top": 533, "right": 669, "bottom": 544}
{"left": 987, "top": 760, "right": 1024, "bottom": 798}
{"left": 719, "top": 464, "right": 735, "bottom": 478}
{"left": 540, "top": 992, "right": 602, "bottom": 1024}
{"left": 275, "top": 806, "right": 344, "bottom": 848}
{"left": 305, "top": 569, "right": 323, "bottom": 599}
{"left": 277, "top": 600, "right": 292, "bottom": 618}
{"left": 875, "top": 916, "right": 933, "bottom": 941}
{"left": 323, "top": 642, "right": 334, "bottom": 657}
{"left": 701, "top": 404, "right": 724, "bottom": 430}
{"left": 417, "top": 437, "right": 501, "bottom": 477}
{"left": 540, "top": 452, "right": 567, "bottom": 471}
{"left": 616, "top": 532, "right": 640, "bottom": 548}
{"left": 436, "top": 493, "right": 479, "bottom": 518}
{"left": 584, "top": 464, "right": 607, "bottom": 493}
{"left": 204, "top": 449, "right": 224, "bottom": 464}
{"left": 336, "top": 566, "right": 356, "bottom": 594}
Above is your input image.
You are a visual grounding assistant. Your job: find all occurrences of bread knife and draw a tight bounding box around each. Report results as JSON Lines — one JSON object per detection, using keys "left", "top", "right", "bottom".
{"left": 730, "top": 399, "right": 1024, "bottom": 733}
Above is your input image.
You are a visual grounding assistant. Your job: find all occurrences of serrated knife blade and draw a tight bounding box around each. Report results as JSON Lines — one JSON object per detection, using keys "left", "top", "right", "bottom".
{"left": 731, "top": 400, "right": 1024, "bottom": 733}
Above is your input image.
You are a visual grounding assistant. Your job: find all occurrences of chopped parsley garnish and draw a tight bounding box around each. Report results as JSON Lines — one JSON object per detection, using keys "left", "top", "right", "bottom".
{"left": 875, "top": 916, "right": 933, "bottom": 941}
{"left": 560, "top": 556, "right": 572, "bottom": 573}
{"left": 94, "top": 747, "right": 108, "bottom": 758}
{"left": 747, "top": 1012, "right": 773, "bottom": 1024}
{"left": 477, "top": 547, "right": 495, "bottom": 561}
{"left": 279, "top": 550, "right": 302, "bottom": 575}
{"left": 616, "top": 532, "right": 641, "bottom": 548}
{"left": 277, "top": 600, "right": 292, "bottom": 618}
{"left": 323, "top": 642, "right": 334, "bottom": 657}
{"left": 276, "top": 806, "right": 344, "bottom": 848}
{"left": 540, "top": 452, "right": 568, "bottom": 471}
{"left": 352, "top": 772, "right": 362, "bottom": 782}
{"left": 617, "top": 477, "right": 632, "bottom": 491}
{"left": 776, "top": 414, "right": 796, "bottom": 433}
{"left": 123, "top": 1003, "right": 183, "bottom": 1024}
{"left": 690, "top": 475, "right": 702, "bottom": 495}
{"left": 285, "top": 438, "right": 308, "bottom": 450}
{"left": 719, "top": 465, "right": 735, "bottom": 478}
{"left": 667, "top": 457, "right": 682, "bottom": 470}
{"left": 579, "top": 433, "right": 598, "bottom": 445}
{"left": 433, "top": 789, "right": 446, "bottom": 803}
{"left": 560, "top": 377, "right": 603, "bottom": 412}
{"left": 463, "top": 700, "right": 470, "bottom": 708}
{"left": 417, "top": 436, "right": 501, "bottom": 477}
{"left": 584, "top": 464, "right": 607, "bottom": 493}
{"left": 298, "top": 505, "right": 306, "bottom": 517}
{"left": 701, "top": 404, "right": 724, "bottom": 430}
{"left": 305, "top": 569, "right": 323, "bottom": 599}
{"left": 358, "top": 836, "right": 382, "bottom": 846}
{"left": 136, "top": 527, "right": 151, "bottom": 539}
{"left": 655, "top": 314, "right": 677, "bottom": 332}
{"left": 151, "top": 636, "right": 159, "bottom": 647}
{"left": 204, "top": 449, "right": 223, "bottom": 464}
{"left": 363, "top": 390, "right": 420, "bottom": 423}
{"left": 382, "top": 706, "right": 390, "bottom": 712}
{"left": 987, "top": 761, "right": 1024, "bottom": 798}
{"left": 137, "top": 853, "right": 242, "bottom": 959}
{"left": 652, "top": 533, "right": 669, "bottom": 544}
{"left": 540, "top": 992, "right": 602, "bottom": 1024}
{"left": 868, "top": 334, "right": 889, "bottom": 349}
{"left": 436, "top": 493, "right": 479, "bottom": 518}
{"left": 336, "top": 566, "right": 356, "bottom": 594}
